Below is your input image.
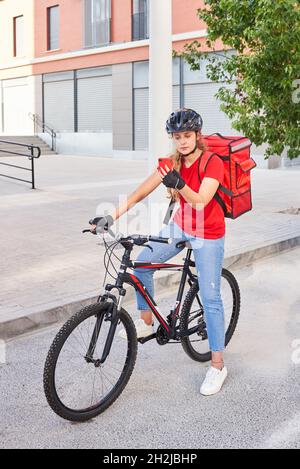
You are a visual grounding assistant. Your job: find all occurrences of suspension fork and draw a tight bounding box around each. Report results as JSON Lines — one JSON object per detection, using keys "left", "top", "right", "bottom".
{"left": 98, "top": 250, "right": 133, "bottom": 363}
{"left": 99, "top": 288, "right": 126, "bottom": 364}
{"left": 84, "top": 288, "right": 124, "bottom": 364}
{"left": 86, "top": 248, "right": 132, "bottom": 364}
{"left": 85, "top": 312, "right": 105, "bottom": 361}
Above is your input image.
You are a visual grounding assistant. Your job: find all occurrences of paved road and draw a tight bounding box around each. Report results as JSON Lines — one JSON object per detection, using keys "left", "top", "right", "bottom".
{"left": 0, "top": 246, "right": 300, "bottom": 449}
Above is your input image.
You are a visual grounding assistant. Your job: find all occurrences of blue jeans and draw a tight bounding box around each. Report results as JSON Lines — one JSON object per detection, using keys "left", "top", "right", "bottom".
{"left": 132, "top": 220, "right": 226, "bottom": 352}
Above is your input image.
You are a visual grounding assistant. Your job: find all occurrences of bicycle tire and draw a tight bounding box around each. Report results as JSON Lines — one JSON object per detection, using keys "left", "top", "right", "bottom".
{"left": 43, "top": 302, "right": 138, "bottom": 422}
{"left": 180, "top": 268, "right": 241, "bottom": 362}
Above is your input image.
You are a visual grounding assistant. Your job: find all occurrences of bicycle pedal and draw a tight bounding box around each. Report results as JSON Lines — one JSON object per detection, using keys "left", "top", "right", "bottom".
{"left": 138, "top": 333, "right": 156, "bottom": 344}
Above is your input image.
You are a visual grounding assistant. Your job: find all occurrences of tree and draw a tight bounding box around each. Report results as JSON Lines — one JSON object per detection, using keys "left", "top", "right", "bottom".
{"left": 175, "top": 0, "right": 300, "bottom": 160}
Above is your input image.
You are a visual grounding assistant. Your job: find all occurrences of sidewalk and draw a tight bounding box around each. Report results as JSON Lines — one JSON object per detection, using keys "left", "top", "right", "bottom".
{"left": 0, "top": 154, "right": 299, "bottom": 338}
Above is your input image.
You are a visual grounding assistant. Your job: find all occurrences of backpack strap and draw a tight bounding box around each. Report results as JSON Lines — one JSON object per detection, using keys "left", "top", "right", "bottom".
{"left": 198, "top": 151, "right": 233, "bottom": 196}
{"left": 197, "top": 150, "right": 229, "bottom": 216}
{"left": 198, "top": 150, "right": 217, "bottom": 184}
{"left": 163, "top": 197, "right": 177, "bottom": 225}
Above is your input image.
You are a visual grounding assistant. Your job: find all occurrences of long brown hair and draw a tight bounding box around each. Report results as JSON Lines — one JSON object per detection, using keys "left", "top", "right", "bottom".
{"left": 166, "top": 131, "right": 208, "bottom": 203}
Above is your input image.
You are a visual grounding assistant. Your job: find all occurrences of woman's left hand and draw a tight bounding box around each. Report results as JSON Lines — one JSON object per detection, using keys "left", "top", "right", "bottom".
{"left": 158, "top": 165, "right": 186, "bottom": 190}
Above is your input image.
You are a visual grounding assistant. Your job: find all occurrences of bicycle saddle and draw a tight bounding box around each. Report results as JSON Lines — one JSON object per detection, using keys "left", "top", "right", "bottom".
{"left": 176, "top": 240, "right": 193, "bottom": 249}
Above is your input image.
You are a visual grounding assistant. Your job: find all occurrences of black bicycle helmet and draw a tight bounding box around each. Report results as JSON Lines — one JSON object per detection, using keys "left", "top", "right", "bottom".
{"left": 166, "top": 108, "right": 203, "bottom": 134}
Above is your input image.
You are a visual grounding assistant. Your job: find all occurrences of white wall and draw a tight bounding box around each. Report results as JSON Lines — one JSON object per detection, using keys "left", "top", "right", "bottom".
{"left": 0, "top": 80, "right": 3, "bottom": 133}
{"left": 0, "top": 75, "right": 43, "bottom": 136}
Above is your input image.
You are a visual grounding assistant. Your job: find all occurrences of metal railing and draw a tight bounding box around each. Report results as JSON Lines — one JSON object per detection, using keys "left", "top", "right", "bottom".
{"left": 0, "top": 139, "right": 41, "bottom": 189}
{"left": 28, "top": 112, "right": 57, "bottom": 152}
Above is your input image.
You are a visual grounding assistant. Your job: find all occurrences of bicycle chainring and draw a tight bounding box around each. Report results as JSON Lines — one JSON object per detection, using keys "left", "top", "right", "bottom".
{"left": 156, "top": 325, "right": 170, "bottom": 345}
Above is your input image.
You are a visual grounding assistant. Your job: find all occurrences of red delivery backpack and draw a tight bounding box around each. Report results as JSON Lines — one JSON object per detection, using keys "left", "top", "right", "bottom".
{"left": 163, "top": 133, "right": 257, "bottom": 225}
{"left": 200, "top": 133, "right": 257, "bottom": 219}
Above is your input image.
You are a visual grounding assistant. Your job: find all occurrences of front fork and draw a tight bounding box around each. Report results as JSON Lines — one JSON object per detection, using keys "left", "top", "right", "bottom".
{"left": 86, "top": 286, "right": 125, "bottom": 366}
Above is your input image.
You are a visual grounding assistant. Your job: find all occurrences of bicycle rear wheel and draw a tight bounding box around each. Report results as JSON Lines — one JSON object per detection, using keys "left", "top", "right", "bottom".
{"left": 179, "top": 268, "right": 240, "bottom": 362}
{"left": 43, "top": 302, "right": 137, "bottom": 422}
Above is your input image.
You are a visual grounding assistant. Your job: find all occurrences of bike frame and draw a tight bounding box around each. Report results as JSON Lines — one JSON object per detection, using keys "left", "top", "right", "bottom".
{"left": 98, "top": 240, "right": 199, "bottom": 345}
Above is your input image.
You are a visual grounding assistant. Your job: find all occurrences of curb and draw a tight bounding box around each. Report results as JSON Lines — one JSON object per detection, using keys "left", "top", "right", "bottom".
{"left": 1, "top": 234, "right": 300, "bottom": 341}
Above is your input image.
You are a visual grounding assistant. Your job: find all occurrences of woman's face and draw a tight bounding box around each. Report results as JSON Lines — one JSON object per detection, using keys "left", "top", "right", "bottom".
{"left": 173, "top": 131, "right": 197, "bottom": 155}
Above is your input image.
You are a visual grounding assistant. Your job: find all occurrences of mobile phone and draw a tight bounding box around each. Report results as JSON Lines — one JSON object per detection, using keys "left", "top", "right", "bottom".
{"left": 157, "top": 157, "right": 174, "bottom": 172}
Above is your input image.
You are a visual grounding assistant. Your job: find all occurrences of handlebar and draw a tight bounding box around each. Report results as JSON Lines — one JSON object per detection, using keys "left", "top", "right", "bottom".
{"left": 82, "top": 228, "right": 173, "bottom": 246}
{"left": 129, "top": 234, "right": 173, "bottom": 245}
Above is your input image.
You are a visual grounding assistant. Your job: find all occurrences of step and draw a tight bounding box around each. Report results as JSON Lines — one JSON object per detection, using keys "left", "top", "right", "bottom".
{"left": 0, "top": 136, "right": 55, "bottom": 155}
{"left": 0, "top": 150, "right": 55, "bottom": 156}
{"left": 0, "top": 152, "right": 55, "bottom": 158}
{"left": 0, "top": 145, "right": 54, "bottom": 151}
{"left": 0, "top": 138, "right": 47, "bottom": 143}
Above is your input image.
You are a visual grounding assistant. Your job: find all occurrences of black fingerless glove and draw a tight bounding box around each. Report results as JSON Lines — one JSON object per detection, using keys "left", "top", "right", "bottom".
{"left": 89, "top": 215, "right": 114, "bottom": 235}
{"left": 162, "top": 169, "right": 186, "bottom": 190}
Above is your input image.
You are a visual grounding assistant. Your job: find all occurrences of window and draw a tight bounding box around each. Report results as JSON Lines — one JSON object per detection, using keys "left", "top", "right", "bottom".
{"left": 132, "top": 0, "right": 149, "bottom": 41}
{"left": 47, "top": 5, "right": 60, "bottom": 51}
{"left": 84, "top": 0, "right": 111, "bottom": 48}
{"left": 14, "top": 15, "right": 24, "bottom": 57}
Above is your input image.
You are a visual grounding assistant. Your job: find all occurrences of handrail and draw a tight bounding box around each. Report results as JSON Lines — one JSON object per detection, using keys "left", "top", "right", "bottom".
{"left": 0, "top": 139, "right": 41, "bottom": 189}
{"left": 28, "top": 112, "right": 57, "bottom": 152}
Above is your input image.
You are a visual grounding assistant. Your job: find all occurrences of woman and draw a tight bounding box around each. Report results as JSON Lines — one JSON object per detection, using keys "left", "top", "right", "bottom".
{"left": 92, "top": 108, "right": 227, "bottom": 396}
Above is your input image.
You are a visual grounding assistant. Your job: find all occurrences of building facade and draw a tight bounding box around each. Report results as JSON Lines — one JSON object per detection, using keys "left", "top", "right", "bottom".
{"left": 0, "top": 0, "right": 293, "bottom": 167}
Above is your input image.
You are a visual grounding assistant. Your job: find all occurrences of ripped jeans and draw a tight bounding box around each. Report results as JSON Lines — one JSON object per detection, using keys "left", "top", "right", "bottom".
{"left": 132, "top": 220, "right": 226, "bottom": 352}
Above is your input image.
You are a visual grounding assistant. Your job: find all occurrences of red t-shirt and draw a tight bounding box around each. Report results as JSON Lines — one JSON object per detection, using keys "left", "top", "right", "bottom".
{"left": 173, "top": 152, "right": 225, "bottom": 239}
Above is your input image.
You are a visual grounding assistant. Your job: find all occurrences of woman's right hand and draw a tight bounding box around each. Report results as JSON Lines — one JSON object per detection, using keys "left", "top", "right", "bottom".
{"left": 89, "top": 215, "right": 114, "bottom": 235}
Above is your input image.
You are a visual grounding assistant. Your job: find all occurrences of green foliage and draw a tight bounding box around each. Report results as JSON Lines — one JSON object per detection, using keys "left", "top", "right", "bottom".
{"left": 175, "top": 0, "right": 300, "bottom": 159}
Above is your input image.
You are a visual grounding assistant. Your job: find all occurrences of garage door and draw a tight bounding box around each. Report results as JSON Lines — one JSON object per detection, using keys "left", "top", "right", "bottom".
{"left": 2, "top": 78, "right": 32, "bottom": 135}
{"left": 134, "top": 88, "right": 148, "bottom": 151}
{"left": 77, "top": 74, "right": 112, "bottom": 132}
{"left": 184, "top": 82, "right": 239, "bottom": 136}
{"left": 43, "top": 72, "right": 74, "bottom": 132}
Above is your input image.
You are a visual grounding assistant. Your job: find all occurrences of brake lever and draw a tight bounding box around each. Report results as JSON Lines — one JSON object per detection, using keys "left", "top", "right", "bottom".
{"left": 82, "top": 227, "right": 116, "bottom": 237}
{"left": 144, "top": 244, "right": 154, "bottom": 252}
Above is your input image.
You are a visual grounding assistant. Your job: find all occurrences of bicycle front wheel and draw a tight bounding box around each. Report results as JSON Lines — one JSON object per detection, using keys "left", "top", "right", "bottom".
{"left": 43, "top": 302, "right": 137, "bottom": 422}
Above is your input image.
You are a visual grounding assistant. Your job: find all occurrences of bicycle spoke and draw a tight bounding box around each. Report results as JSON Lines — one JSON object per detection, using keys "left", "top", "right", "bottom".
{"left": 76, "top": 323, "right": 90, "bottom": 351}
{"left": 90, "top": 368, "right": 97, "bottom": 407}
{"left": 98, "top": 366, "right": 120, "bottom": 382}
{"left": 67, "top": 331, "right": 89, "bottom": 356}
{"left": 181, "top": 271, "right": 239, "bottom": 360}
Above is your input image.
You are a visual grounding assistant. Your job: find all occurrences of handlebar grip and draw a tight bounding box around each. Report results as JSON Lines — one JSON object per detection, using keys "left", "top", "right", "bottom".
{"left": 149, "top": 236, "right": 172, "bottom": 244}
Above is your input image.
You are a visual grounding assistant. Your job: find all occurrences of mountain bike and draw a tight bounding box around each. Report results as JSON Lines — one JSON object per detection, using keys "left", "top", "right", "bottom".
{"left": 44, "top": 225, "right": 240, "bottom": 422}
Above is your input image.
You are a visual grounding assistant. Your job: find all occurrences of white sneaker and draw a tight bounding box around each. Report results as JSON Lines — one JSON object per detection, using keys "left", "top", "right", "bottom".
{"left": 200, "top": 366, "right": 228, "bottom": 396}
{"left": 118, "top": 318, "right": 155, "bottom": 340}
